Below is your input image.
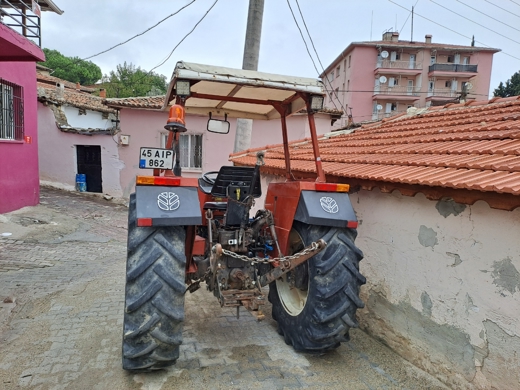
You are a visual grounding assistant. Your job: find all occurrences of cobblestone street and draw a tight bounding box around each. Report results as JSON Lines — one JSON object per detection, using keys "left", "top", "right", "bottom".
{"left": 0, "top": 187, "right": 448, "bottom": 389}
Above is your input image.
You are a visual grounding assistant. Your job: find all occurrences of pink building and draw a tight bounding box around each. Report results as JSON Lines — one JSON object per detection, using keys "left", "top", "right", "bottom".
{"left": 0, "top": 0, "right": 62, "bottom": 213}
{"left": 321, "top": 31, "right": 499, "bottom": 126}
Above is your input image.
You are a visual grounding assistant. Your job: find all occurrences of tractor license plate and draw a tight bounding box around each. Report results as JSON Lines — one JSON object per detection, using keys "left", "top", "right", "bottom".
{"left": 139, "top": 148, "right": 174, "bottom": 169}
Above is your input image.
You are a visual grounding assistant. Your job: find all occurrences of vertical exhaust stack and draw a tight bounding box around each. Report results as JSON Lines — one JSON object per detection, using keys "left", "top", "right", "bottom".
{"left": 425, "top": 34, "right": 432, "bottom": 44}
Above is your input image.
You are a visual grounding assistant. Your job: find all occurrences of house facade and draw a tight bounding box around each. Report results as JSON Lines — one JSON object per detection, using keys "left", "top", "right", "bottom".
{"left": 36, "top": 69, "right": 122, "bottom": 196}
{"left": 230, "top": 97, "right": 520, "bottom": 389}
{"left": 0, "top": 1, "right": 62, "bottom": 213}
{"left": 321, "top": 31, "right": 499, "bottom": 127}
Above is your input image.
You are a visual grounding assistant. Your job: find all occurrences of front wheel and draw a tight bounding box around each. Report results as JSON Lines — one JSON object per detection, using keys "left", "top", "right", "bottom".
{"left": 268, "top": 221, "right": 365, "bottom": 352}
{"left": 122, "top": 194, "right": 187, "bottom": 371}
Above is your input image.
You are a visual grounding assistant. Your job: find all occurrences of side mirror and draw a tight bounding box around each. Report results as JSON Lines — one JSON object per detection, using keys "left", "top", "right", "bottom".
{"left": 207, "top": 113, "right": 230, "bottom": 134}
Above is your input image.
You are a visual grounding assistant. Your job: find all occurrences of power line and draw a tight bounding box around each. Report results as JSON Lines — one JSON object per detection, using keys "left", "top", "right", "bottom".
{"left": 49, "top": 1, "right": 197, "bottom": 75}
{"left": 484, "top": 0, "right": 520, "bottom": 19}
{"left": 429, "top": 0, "right": 520, "bottom": 46}
{"left": 148, "top": 0, "right": 218, "bottom": 74}
{"left": 106, "top": 0, "right": 219, "bottom": 95}
{"left": 83, "top": 0, "right": 197, "bottom": 61}
{"left": 323, "top": 89, "right": 490, "bottom": 97}
{"left": 285, "top": 0, "right": 345, "bottom": 114}
{"left": 292, "top": 0, "right": 344, "bottom": 112}
{"left": 388, "top": 0, "right": 520, "bottom": 61}
{"left": 454, "top": 0, "right": 520, "bottom": 33}
{"left": 511, "top": 0, "right": 520, "bottom": 7}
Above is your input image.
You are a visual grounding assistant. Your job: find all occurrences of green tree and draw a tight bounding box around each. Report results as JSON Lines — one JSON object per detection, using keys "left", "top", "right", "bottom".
{"left": 493, "top": 70, "right": 520, "bottom": 97}
{"left": 101, "top": 62, "right": 167, "bottom": 98}
{"left": 39, "top": 49, "right": 102, "bottom": 85}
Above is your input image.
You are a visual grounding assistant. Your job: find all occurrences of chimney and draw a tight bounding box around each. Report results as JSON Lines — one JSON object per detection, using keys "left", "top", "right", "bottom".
{"left": 392, "top": 32, "right": 399, "bottom": 42}
{"left": 99, "top": 89, "right": 106, "bottom": 98}
{"left": 76, "top": 82, "right": 80, "bottom": 90}
{"left": 425, "top": 34, "right": 432, "bottom": 44}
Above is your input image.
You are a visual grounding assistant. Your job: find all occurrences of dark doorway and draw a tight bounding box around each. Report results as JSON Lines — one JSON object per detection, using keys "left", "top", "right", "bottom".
{"left": 76, "top": 145, "right": 102, "bottom": 193}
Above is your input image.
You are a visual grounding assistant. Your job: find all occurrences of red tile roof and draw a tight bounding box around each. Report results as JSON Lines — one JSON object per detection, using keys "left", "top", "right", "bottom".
{"left": 37, "top": 72, "right": 96, "bottom": 93}
{"left": 37, "top": 82, "right": 115, "bottom": 114}
{"left": 105, "top": 96, "right": 165, "bottom": 110}
{"left": 230, "top": 97, "right": 520, "bottom": 208}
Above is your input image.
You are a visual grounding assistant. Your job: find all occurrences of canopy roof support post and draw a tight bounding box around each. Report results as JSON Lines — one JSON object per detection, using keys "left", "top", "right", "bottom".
{"left": 305, "top": 101, "right": 326, "bottom": 183}
{"left": 280, "top": 112, "right": 293, "bottom": 181}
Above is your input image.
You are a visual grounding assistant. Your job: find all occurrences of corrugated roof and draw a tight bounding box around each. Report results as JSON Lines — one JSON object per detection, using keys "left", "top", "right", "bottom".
{"left": 105, "top": 96, "right": 165, "bottom": 110}
{"left": 230, "top": 97, "right": 520, "bottom": 209}
{"left": 37, "top": 82, "right": 115, "bottom": 114}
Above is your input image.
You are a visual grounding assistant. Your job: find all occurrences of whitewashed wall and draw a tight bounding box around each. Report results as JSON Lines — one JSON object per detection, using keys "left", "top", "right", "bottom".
{"left": 350, "top": 189, "right": 520, "bottom": 390}
{"left": 38, "top": 103, "right": 124, "bottom": 197}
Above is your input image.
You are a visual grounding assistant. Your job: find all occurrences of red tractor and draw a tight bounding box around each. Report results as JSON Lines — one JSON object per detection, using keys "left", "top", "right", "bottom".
{"left": 122, "top": 62, "right": 365, "bottom": 371}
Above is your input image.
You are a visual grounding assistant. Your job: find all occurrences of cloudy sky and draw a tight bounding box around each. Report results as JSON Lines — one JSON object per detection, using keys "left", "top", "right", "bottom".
{"left": 41, "top": 0, "right": 520, "bottom": 96}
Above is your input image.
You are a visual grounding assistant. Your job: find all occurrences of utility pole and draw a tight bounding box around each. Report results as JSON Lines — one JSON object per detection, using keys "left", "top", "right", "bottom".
{"left": 233, "top": 0, "right": 265, "bottom": 153}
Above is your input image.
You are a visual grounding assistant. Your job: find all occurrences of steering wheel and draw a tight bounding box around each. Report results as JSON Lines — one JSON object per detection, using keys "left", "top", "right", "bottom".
{"left": 201, "top": 171, "right": 219, "bottom": 186}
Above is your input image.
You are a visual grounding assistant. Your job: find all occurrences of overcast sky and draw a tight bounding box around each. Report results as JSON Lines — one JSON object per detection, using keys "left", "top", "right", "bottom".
{"left": 41, "top": 0, "right": 520, "bottom": 97}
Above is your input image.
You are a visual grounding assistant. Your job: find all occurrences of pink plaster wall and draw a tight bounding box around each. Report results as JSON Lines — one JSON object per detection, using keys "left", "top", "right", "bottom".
{"left": 0, "top": 62, "right": 39, "bottom": 213}
{"left": 37, "top": 103, "right": 124, "bottom": 196}
{"left": 117, "top": 109, "right": 333, "bottom": 198}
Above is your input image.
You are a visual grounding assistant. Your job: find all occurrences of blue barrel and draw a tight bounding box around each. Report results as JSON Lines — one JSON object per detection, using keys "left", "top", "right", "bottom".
{"left": 76, "top": 174, "right": 86, "bottom": 192}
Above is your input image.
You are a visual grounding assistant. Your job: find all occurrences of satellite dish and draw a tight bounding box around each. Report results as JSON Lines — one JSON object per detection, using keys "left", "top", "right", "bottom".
{"left": 381, "top": 50, "right": 389, "bottom": 59}
{"left": 379, "top": 76, "right": 387, "bottom": 83}
{"left": 376, "top": 104, "right": 383, "bottom": 111}
{"left": 465, "top": 82, "right": 473, "bottom": 90}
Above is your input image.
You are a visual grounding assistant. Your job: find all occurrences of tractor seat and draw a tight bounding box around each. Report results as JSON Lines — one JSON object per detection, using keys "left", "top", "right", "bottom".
{"left": 203, "top": 202, "right": 227, "bottom": 211}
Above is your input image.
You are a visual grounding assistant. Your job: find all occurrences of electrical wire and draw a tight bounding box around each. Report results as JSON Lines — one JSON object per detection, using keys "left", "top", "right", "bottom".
{"left": 454, "top": 0, "right": 520, "bottom": 33}
{"left": 388, "top": 0, "right": 520, "bottom": 61}
{"left": 322, "top": 89, "right": 490, "bottom": 97}
{"left": 484, "top": 0, "right": 520, "bottom": 19}
{"left": 102, "top": 0, "right": 219, "bottom": 95}
{"left": 147, "top": 0, "right": 218, "bottom": 74}
{"left": 83, "top": 0, "right": 197, "bottom": 61}
{"left": 511, "top": 0, "right": 520, "bottom": 7}
{"left": 293, "top": 0, "right": 344, "bottom": 112}
{"left": 430, "top": 0, "right": 520, "bottom": 46}
{"left": 49, "top": 1, "right": 197, "bottom": 75}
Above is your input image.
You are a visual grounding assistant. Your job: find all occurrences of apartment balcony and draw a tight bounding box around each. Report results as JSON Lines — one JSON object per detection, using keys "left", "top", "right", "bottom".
{"left": 375, "top": 59, "right": 422, "bottom": 76}
{"left": 373, "top": 85, "right": 421, "bottom": 100}
{"left": 428, "top": 63, "right": 478, "bottom": 78}
{"left": 426, "top": 88, "right": 459, "bottom": 100}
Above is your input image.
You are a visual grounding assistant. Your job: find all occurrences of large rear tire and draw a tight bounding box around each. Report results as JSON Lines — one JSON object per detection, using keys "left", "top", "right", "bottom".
{"left": 122, "top": 194, "right": 186, "bottom": 371}
{"left": 268, "top": 221, "right": 365, "bottom": 352}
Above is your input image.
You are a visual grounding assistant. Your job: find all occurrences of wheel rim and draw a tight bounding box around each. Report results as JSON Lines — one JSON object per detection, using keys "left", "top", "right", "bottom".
{"left": 276, "top": 228, "right": 309, "bottom": 316}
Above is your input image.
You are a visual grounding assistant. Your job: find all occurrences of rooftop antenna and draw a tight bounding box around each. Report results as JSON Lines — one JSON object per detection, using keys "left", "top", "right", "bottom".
{"left": 411, "top": 6, "right": 414, "bottom": 42}
{"left": 395, "top": 14, "right": 397, "bottom": 31}
{"left": 370, "top": 10, "right": 373, "bottom": 41}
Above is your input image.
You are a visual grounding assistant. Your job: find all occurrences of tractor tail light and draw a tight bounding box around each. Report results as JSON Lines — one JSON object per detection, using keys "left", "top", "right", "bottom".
{"left": 136, "top": 176, "right": 181, "bottom": 186}
{"left": 137, "top": 218, "right": 153, "bottom": 227}
{"left": 347, "top": 221, "right": 358, "bottom": 229}
{"left": 315, "top": 183, "right": 350, "bottom": 192}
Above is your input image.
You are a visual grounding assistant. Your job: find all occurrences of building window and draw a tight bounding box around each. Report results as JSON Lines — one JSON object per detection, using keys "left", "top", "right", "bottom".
{"left": 348, "top": 55, "right": 351, "bottom": 68}
{"left": 180, "top": 133, "right": 202, "bottom": 169}
{"left": 447, "top": 55, "right": 454, "bottom": 63}
{"left": 445, "top": 80, "right": 452, "bottom": 88}
{"left": 330, "top": 70, "right": 335, "bottom": 81}
{"left": 0, "top": 79, "right": 24, "bottom": 140}
{"left": 347, "top": 80, "right": 350, "bottom": 91}
{"left": 336, "top": 66, "right": 340, "bottom": 75}
{"left": 161, "top": 132, "right": 203, "bottom": 170}
{"left": 430, "top": 56, "right": 436, "bottom": 65}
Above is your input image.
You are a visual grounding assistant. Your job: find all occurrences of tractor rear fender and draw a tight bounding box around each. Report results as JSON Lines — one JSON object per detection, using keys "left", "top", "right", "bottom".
{"left": 264, "top": 181, "right": 357, "bottom": 256}
{"left": 135, "top": 185, "right": 202, "bottom": 226}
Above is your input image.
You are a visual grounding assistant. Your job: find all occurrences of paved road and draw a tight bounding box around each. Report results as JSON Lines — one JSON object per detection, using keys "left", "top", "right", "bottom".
{"left": 0, "top": 187, "right": 448, "bottom": 390}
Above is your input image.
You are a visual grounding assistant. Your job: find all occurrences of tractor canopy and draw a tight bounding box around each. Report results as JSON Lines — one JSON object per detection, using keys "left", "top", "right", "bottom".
{"left": 163, "top": 61, "right": 326, "bottom": 120}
